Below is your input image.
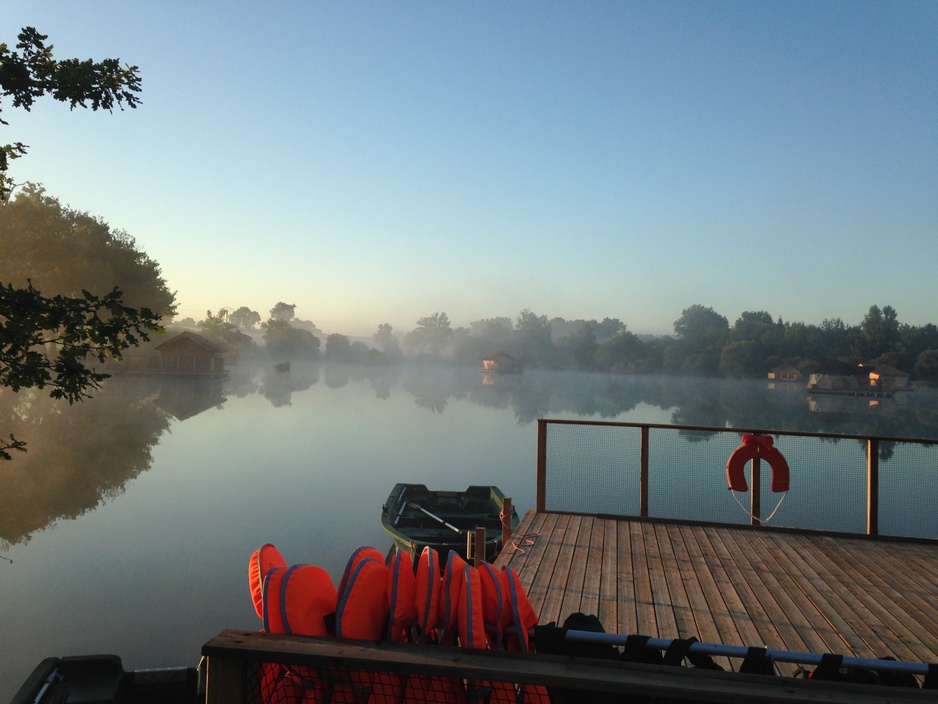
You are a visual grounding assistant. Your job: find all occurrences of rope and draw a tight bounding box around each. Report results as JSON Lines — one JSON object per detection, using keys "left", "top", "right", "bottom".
{"left": 503, "top": 532, "right": 539, "bottom": 555}
{"left": 730, "top": 490, "right": 787, "bottom": 525}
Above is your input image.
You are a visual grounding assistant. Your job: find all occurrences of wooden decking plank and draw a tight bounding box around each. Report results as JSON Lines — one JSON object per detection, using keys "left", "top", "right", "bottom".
{"left": 756, "top": 536, "right": 910, "bottom": 657}
{"left": 654, "top": 523, "right": 699, "bottom": 641}
{"left": 597, "top": 516, "right": 618, "bottom": 631}
{"left": 781, "top": 534, "right": 938, "bottom": 662}
{"left": 629, "top": 519, "right": 657, "bottom": 636}
{"left": 728, "top": 529, "right": 840, "bottom": 657}
{"left": 559, "top": 515, "right": 594, "bottom": 620}
{"left": 762, "top": 533, "right": 922, "bottom": 658}
{"left": 540, "top": 514, "right": 582, "bottom": 624}
{"left": 689, "top": 525, "right": 766, "bottom": 653}
{"left": 501, "top": 512, "right": 563, "bottom": 621}
{"left": 500, "top": 513, "right": 937, "bottom": 675}
{"left": 644, "top": 522, "right": 679, "bottom": 638}
{"left": 704, "top": 525, "right": 801, "bottom": 656}
{"left": 665, "top": 524, "right": 736, "bottom": 670}
{"left": 616, "top": 518, "right": 637, "bottom": 635}
{"left": 814, "top": 536, "right": 938, "bottom": 638}
{"left": 676, "top": 525, "right": 748, "bottom": 647}
{"left": 576, "top": 516, "right": 605, "bottom": 620}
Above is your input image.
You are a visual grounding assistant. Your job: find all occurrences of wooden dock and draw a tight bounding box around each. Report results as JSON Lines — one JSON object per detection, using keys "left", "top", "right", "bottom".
{"left": 493, "top": 511, "right": 938, "bottom": 675}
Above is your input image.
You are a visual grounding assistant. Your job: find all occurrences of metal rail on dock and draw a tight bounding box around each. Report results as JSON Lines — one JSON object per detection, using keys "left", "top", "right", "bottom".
{"left": 555, "top": 628, "right": 936, "bottom": 677}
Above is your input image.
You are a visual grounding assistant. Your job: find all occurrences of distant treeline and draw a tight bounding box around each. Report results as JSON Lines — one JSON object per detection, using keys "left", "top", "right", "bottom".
{"left": 187, "top": 303, "right": 938, "bottom": 382}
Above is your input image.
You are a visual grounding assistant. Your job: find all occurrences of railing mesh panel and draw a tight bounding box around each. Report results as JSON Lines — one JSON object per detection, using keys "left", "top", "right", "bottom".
{"left": 540, "top": 421, "right": 937, "bottom": 539}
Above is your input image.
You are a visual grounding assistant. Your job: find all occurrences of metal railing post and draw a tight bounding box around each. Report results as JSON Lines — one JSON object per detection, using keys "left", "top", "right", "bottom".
{"left": 536, "top": 419, "right": 547, "bottom": 513}
{"left": 750, "top": 452, "right": 761, "bottom": 526}
{"left": 640, "top": 426, "right": 649, "bottom": 517}
{"left": 867, "top": 438, "right": 879, "bottom": 536}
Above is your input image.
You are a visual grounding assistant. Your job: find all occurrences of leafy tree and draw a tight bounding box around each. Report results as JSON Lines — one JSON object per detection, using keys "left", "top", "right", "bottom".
{"left": 914, "top": 349, "right": 938, "bottom": 383}
{"left": 595, "top": 330, "right": 646, "bottom": 371}
{"left": 325, "top": 333, "right": 352, "bottom": 361}
{"left": 673, "top": 305, "right": 728, "bottom": 375}
{"left": 263, "top": 319, "right": 320, "bottom": 358}
{"left": 269, "top": 302, "right": 296, "bottom": 322}
{"left": 674, "top": 305, "right": 729, "bottom": 351}
{"left": 1, "top": 282, "right": 161, "bottom": 459}
{"left": 197, "top": 309, "right": 239, "bottom": 345}
{"left": 1, "top": 27, "right": 141, "bottom": 201}
{"left": 229, "top": 306, "right": 261, "bottom": 331}
{"left": 407, "top": 312, "right": 453, "bottom": 356}
{"left": 558, "top": 321, "right": 598, "bottom": 370}
{"left": 594, "top": 317, "right": 626, "bottom": 344}
{"left": 0, "top": 185, "right": 176, "bottom": 315}
{"left": 0, "top": 27, "right": 159, "bottom": 460}
{"left": 515, "top": 309, "right": 555, "bottom": 368}
{"left": 859, "top": 304, "right": 899, "bottom": 360}
{"left": 720, "top": 340, "right": 764, "bottom": 378}
{"left": 372, "top": 323, "right": 402, "bottom": 360}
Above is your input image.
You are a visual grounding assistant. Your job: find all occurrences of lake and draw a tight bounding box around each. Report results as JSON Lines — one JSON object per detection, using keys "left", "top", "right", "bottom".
{"left": 1, "top": 364, "right": 936, "bottom": 699}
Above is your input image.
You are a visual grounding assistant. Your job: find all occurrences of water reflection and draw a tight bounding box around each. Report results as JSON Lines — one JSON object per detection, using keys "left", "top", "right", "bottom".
{"left": 0, "top": 379, "right": 171, "bottom": 547}
{"left": 3, "top": 364, "right": 938, "bottom": 550}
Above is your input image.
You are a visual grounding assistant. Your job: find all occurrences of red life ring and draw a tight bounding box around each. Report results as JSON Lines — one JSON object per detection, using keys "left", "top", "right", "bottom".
{"left": 726, "top": 434, "right": 790, "bottom": 493}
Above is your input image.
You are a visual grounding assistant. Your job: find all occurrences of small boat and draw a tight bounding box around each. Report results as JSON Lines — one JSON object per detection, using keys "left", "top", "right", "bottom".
{"left": 11, "top": 654, "right": 201, "bottom": 704}
{"left": 381, "top": 483, "right": 519, "bottom": 561}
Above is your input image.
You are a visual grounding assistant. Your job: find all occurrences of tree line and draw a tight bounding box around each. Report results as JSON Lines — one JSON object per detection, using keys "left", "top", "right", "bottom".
{"left": 186, "top": 303, "right": 938, "bottom": 382}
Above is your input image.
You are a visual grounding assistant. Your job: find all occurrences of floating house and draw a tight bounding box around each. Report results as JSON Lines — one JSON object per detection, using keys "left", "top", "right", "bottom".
{"left": 153, "top": 331, "right": 228, "bottom": 377}
{"left": 767, "top": 364, "right": 801, "bottom": 382}
{"left": 806, "top": 361, "right": 909, "bottom": 397}
{"left": 868, "top": 363, "right": 910, "bottom": 393}
{"left": 481, "top": 351, "right": 523, "bottom": 374}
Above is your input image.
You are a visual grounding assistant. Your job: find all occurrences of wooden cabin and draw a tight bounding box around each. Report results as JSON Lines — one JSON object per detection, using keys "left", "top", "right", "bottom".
{"left": 868, "top": 363, "right": 910, "bottom": 393}
{"left": 154, "top": 331, "right": 227, "bottom": 376}
{"left": 481, "top": 351, "right": 523, "bottom": 374}
{"left": 767, "top": 364, "right": 800, "bottom": 382}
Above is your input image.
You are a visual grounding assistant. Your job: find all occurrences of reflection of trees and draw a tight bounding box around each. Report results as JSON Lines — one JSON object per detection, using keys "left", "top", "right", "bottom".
{"left": 402, "top": 367, "right": 462, "bottom": 414}
{"left": 0, "top": 379, "right": 171, "bottom": 547}
{"left": 383, "top": 368, "right": 938, "bottom": 440}
{"left": 259, "top": 362, "right": 320, "bottom": 407}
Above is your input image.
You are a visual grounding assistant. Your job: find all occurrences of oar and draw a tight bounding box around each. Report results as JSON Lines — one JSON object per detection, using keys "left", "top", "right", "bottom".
{"left": 411, "top": 503, "right": 463, "bottom": 534}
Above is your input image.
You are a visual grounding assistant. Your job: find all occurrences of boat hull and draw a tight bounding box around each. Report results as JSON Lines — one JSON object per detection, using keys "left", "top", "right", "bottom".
{"left": 381, "top": 483, "right": 519, "bottom": 561}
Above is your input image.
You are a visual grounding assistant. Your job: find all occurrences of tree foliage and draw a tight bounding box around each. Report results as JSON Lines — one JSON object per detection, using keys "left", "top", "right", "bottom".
{"left": 406, "top": 312, "right": 453, "bottom": 356}
{"left": 229, "top": 306, "right": 261, "bottom": 331}
{"left": 1, "top": 27, "right": 141, "bottom": 200}
{"left": 0, "top": 184, "right": 176, "bottom": 315}
{"left": 269, "top": 302, "right": 296, "bottom": 322}
{"left": 0, "top": 282, "right": 161, "bottom": 459}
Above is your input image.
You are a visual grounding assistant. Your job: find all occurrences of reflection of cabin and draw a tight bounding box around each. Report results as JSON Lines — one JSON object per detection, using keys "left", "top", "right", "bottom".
{"left": 480, "top": 351, "right": 523, "bottom": 374}
{"left": 767, "top": 364, "right": 801, "bottom": 382}
{"left": 154, "top": 331, "right": 227, "bottom": 376}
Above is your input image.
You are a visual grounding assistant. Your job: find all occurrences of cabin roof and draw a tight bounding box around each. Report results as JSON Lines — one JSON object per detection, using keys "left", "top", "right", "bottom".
{"left": 155, "top": 330, "right": 229, "bottom": 354}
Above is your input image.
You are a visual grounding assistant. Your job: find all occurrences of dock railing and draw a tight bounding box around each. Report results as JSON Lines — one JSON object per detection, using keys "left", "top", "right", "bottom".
{"left": 535, "top": 419, "right": 937, "bottom": 540}
{"left": 202, "top": 630, "right": 937, "bottom": 704}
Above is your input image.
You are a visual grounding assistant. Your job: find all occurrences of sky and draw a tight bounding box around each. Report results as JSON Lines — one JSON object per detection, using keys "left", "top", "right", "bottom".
{"left": 3, "top": 1, "right": 937, "bottom": 338}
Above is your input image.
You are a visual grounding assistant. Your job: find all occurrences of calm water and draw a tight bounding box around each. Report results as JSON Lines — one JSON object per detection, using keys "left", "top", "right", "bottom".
{"left": 1, "top": 365, "right": 936, "bottom": 699}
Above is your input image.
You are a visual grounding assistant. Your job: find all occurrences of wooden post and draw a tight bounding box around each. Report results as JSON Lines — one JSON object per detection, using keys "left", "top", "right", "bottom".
{"left": 867, "top": 438, "right": 879, "bottom": 536}
{"left": 750, "top": 453, "right": 762, "bottom": 526}
{"left": 501, "top": 496, "right": 513, "bottom": 551}
{"left": 536, "top": 419, "right": 547, "bottom": 513}
{"left": 640, "top": 426, "right": 650, "bottom": 518}
{"left": 475, "top": 527, "right": 486, "bottom": 566}
{"left": 204, "top": 655, "right": 247, "bottom": 704}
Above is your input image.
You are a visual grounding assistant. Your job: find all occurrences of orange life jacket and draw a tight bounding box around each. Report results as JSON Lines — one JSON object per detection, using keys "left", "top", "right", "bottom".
{"left": 335, "top": 554, "right": 390, "bottom": 641}
{"left": 249, "top": 543, "right": 286, "bottom": 619}
{"left": 414, "top": 546, "right": 441, "bottom": 643}
{"left": 387, "top": 549, "right": 418, "bottom": 643}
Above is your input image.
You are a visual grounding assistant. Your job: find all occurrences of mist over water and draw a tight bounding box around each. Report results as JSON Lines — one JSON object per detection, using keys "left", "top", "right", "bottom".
{"left": 1, "top": 364, "right": 936, "bottom": 699}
